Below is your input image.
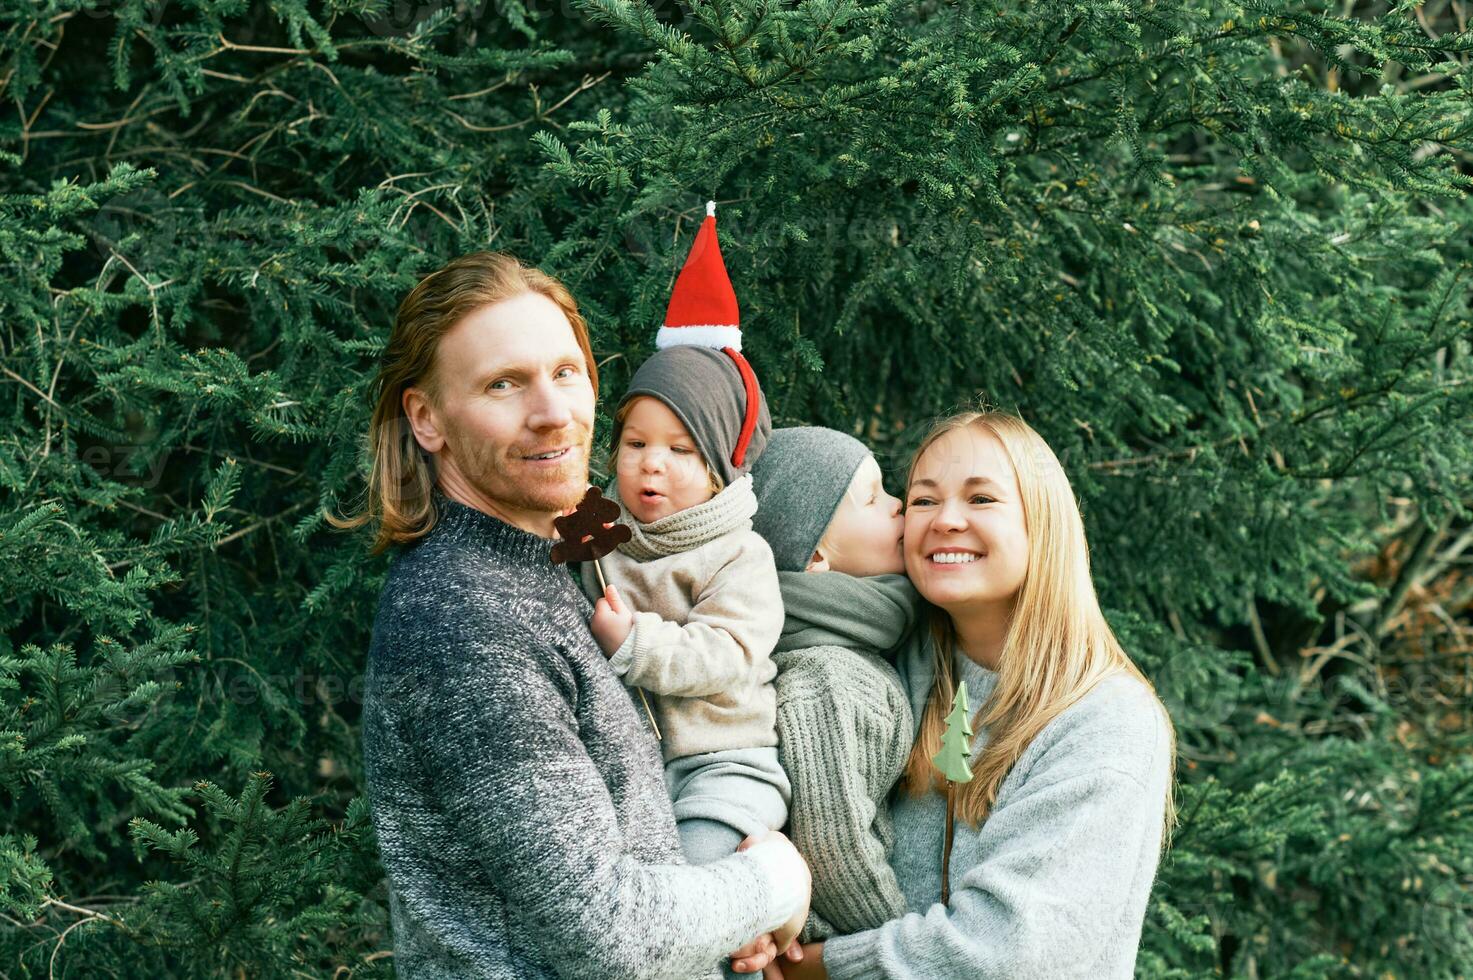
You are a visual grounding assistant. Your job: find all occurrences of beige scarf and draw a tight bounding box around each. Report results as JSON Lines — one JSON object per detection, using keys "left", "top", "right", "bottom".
{"left": 609, "top": 474, "right": 758, "bottom": 561}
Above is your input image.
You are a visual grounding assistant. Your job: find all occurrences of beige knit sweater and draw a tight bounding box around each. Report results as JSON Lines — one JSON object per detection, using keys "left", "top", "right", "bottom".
{"left": 581, "top": 490, "right": 782, "bottom": 762}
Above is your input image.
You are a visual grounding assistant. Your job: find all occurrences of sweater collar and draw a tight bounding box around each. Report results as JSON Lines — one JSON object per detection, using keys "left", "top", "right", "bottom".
{"left": 954, "top": 646, "right": 1000, "bottom": 704}
{"left": 775, "top": 571, "right": 920, "bottom": 656}
{"left": 429, "top": 488, "right": 557, "bottom": 568}
{"left": 893, "top": 617, "right": 1000, "bottom": 740}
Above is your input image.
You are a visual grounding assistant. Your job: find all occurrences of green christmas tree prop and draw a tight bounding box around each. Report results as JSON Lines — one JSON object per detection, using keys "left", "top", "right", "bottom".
{"left": 934, "top": 681, "right": 977, "bottom": 785}
{"left": 933, "top": 680, "right": 976, "bottom": 904}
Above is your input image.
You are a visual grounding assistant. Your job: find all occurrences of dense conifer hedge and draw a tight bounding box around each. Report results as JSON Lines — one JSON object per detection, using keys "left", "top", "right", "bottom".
{"left": 2, "top": 0, "right": 1470, "bottom": 975}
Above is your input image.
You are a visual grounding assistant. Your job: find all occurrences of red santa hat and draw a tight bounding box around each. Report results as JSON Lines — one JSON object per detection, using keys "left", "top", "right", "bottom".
{"left": 657, "top": 201, "right": 743, "bottom": 353}
{"left": 647, "top": 201, "right": 764, "bottom": 471}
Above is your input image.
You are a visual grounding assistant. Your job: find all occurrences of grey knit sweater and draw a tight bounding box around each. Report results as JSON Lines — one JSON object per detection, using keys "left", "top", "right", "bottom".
{"left": 822, "top": 629, "right": 1175, "bottom": 978}
{"left": 771, "top": 571, "right": 919, "bottom": 942}
{"left": 360, "top": 490, "right": 785, "bottom": 979}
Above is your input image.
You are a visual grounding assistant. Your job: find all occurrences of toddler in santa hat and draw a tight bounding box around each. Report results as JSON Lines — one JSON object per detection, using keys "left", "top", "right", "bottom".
{"left": 583, "top": 203, "right": 791, "bottom": 881}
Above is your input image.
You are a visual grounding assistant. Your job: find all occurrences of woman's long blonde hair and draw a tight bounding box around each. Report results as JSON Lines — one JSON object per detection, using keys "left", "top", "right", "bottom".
{"left": 899, "top": 410, "right": 1177, "bottom": 847}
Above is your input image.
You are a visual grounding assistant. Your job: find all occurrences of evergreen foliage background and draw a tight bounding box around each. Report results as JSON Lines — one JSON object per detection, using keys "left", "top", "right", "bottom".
{"left": 2, "top": 0, "right": 1470, "bottom": 975}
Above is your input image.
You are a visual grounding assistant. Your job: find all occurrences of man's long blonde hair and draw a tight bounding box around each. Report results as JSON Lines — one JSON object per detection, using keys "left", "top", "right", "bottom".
{"left": 899, "top": 410, "right": 1178, "bottom": 845}
{"left": 327, "top": 252, "right": 597, "bottom": 554}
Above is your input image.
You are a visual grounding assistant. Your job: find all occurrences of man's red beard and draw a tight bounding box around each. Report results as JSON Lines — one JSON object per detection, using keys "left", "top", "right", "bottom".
{"left": 449, "top": 422, "right": 593, "bottom": 516}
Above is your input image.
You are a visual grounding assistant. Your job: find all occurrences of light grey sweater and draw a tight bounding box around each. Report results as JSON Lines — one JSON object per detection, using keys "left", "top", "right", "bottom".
{"left": 822, "top": 629, "right": 1175, "bottom": 979}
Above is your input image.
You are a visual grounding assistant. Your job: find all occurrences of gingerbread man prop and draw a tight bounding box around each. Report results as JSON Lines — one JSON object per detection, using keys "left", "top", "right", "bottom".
{"left": 551, "top": 488, "right": 660, "bottom": 739}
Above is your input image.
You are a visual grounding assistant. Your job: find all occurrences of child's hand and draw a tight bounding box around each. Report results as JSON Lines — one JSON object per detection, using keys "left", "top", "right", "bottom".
{"left": 591, "top": 585, "right": 634, "bottom": 657}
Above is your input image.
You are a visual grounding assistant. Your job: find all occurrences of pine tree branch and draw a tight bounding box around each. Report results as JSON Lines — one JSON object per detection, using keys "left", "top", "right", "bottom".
{"left": 443, "top": 72, "right": 609, "bottom": 132}
{"left": 212, "top": 502, "right": 310, "bottom": 549}
{"left": 179, "top": 444, "right": 302, "bottom": 478}
{"left": 27, "top": 895, "right": 135, "bottom": 979}
{"left": 447, "top": 74, "right": 518, "bottom": 100}
{"left": 1417, "top": 524, "right": 1473, "bottom": 589}
{"left": 1247, "top": 597, "right": 1280, "bottom": 677}
{"left": 39, "top": 897, "right": 123, "bottom": 924}
{"left": 1375, "top": 515, "right": 1453, "bottom": 639}
{"left": 217, "top": 34, "right": 311, "bottom": 57}
{"left": 1, "top": 365, "right": 64, "bottom": 411}
{"left": 1088, "top": 435, "right": 1246, "bottom": 472}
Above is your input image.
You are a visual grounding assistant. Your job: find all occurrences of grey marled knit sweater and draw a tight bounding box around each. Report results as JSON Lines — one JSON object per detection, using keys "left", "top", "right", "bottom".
{"left": 361, "top": 489, "right": 783, "bottom": 979}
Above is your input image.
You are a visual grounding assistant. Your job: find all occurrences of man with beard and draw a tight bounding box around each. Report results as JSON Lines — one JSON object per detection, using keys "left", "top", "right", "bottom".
{"left": 342, "top": 253, "right": 811, "bottom": 979}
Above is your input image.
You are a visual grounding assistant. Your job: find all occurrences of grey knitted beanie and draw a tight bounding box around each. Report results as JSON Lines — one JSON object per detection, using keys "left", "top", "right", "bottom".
{"left": 750, "top": 426, "right": 872, "bottom": 573}
{"left": 612, "top": 345, "right": 772, "bottom": 488}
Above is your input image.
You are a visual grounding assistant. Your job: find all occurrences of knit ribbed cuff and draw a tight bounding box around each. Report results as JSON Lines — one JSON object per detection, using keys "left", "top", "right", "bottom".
{"left": 816, "top": 929, "right": 881, "bottom": 980}
{"left": 621, "top": 611, "right": 666, "bottom": 686}
{"left": 738, "top": 838, "right": 807, "bottom": 935}
{"left": 798, "top": 907, "right": 837, "bottom": 944}
{"left": 608, "top": 628, "right": 636, "bottom": 675}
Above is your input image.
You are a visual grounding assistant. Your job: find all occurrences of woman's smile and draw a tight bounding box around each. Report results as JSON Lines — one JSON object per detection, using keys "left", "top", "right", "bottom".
{"left": 927, "top": 547, "right": 985, "bottom": 566}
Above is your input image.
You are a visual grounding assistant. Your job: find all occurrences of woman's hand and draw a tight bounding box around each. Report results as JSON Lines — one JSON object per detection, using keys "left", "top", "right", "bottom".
{"left": 775, "top": 943, "right": 826, "bottom": 979}
{"left": 590, "top": 584, "right": 633, "bottom": 655}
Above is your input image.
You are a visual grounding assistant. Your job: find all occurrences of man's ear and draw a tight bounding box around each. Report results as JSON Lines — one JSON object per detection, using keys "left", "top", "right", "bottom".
{"left": 804, "top": 549, "right": 830, "bottom": 573}
{"left": 402, "top": 386, "right": 446, "bottom": 454}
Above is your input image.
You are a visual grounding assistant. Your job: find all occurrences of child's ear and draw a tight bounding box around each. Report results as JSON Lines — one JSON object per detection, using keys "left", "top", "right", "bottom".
{"left": 804, "top": 550, "right": 830, "bottom": 573}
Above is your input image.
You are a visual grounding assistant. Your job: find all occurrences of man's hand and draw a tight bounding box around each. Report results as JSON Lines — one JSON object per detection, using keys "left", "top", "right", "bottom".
{"left": 727, "top": 932, "right": 774, "bottom": 975}
{"left": 773, "top": 943, "right": 826, "bottom": 979}
{"left": 590, "top": 585, "right": 633, "bottom": 656}
{"left": 729, "top": 932, "right": 805, "bottom": 977}
{"left": 729, "top": 831, "right": 812, "bottom": 973}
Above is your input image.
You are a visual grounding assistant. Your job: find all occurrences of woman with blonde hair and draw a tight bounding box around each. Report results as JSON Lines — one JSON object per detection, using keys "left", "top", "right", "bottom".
{"left": 781, "top": 408, "right": 1177, "bottom": 979}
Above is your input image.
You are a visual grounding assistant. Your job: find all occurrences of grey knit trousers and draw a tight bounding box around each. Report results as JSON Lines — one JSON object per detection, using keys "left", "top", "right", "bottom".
{"left": 665, "top": 747, "right": 792, "bottom": 978}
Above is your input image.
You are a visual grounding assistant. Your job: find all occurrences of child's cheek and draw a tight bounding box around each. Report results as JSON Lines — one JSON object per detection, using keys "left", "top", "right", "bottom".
{"left": 670, "top": 457, "right": 702, "bottom": 490}
{"left": 615, "top": 462, "right": 640, "bottom": 496}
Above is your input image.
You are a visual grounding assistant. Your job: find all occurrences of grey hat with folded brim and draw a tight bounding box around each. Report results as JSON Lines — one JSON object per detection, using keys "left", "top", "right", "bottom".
{"left": 613, "top": 345, "right": 772, "bottom": 489}
{"left": 750, "top": 426, "right": 871, "bottom": 573}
